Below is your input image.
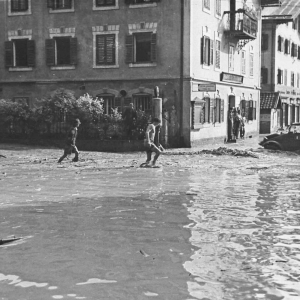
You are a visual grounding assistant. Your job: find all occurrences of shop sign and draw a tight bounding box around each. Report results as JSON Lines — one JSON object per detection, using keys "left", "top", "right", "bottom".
{"left": 197, "top": 83, "right": 216, "bottom": 92}
{"left": 220, "top": 72, "right": 243, "bottom": 84}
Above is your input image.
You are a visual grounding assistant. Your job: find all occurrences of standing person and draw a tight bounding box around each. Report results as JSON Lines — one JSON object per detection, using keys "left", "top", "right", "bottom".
{"left": 58, "top": 118, "right": 81, "bottom": 163}
{"left": 143, "top": 118, "right": 162, "bottom": 166}
{"left": 123, "top": 103, "right": 137, "bottom": 139}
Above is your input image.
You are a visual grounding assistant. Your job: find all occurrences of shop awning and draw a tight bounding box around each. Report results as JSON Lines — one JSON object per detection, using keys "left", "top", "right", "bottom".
{"left": 262, "top": 0, "right": 300, "bottom": 22}
{"left": 260, "top": 92, "right": 282, "bottom": 109}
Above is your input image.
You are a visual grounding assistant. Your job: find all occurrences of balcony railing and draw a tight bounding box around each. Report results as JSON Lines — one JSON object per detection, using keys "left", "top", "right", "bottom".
{"left": 224, "top": 9, "right": 258, "bottom": 40}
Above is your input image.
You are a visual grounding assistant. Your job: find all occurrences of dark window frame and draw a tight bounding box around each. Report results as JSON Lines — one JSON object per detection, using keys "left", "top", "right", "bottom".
{"left": 96, "top": 34, "right": 116, "bottom": 66}
{"left": 95, "top": 0, "right": 116, "bottom": 7}
{"left": 11, "top": 0, "right": 29, "bottom": 12}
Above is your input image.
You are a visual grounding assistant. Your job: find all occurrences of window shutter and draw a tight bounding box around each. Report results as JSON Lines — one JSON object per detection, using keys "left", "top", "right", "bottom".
{"left": 5, "top": 41, "right": 14, "bottom": 68}
{"left": 248, "top": 100, "right": 253, "bottom": 120}
{"left": 221, "top": 99, "right": 224, "bottom": 123}
{"left": 201, "top": 37, "right": 204, "bottom": 64}
{"left": 151, "top": 33, "right": 157, "bottom": 62}
{"left": 70, "top": 37, "right": 78, "bottom": 65}
{"left": 27, "top": 40, "right": 35, "bottom": 67}
{"left": 281, "top": 38, "right": 284, "bottom": 52}
{"left": 210, "top": 39, "right": 214, "bottom": 65}
{"left": 96, "top": 35, "right": 105, "bottom": 64}
{"left": 283, "top": 103, "right": 286, "bottom": 125}
{"left": 277, "top": 36, "right": 281, "bottom": 51}
{"left": 45, "top": 39, "right": 55, "bottom": 66}
{"left": 125, "top": 35, "right": 134, "bottom": 63}
{"left": 106, "top": 35, "right": 116, "bottom": 64}
{"left": 47, "top": 0, "right": 54, "bottom": 8}
{"left": 210, "top": 98, "right": 214, "bottom": 123}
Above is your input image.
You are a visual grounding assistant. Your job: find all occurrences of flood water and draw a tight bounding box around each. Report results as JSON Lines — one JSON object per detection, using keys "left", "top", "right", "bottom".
{"left": 0, "top": 146, "right": 299, "bottom": 300}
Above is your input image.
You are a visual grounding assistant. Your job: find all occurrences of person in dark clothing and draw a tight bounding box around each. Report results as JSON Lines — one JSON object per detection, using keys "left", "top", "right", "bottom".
{"left": 123, "top": 103, "right": 137, "bottom": 138}
{"left": 58, "top": 118, "right": 81, "bottom": 163}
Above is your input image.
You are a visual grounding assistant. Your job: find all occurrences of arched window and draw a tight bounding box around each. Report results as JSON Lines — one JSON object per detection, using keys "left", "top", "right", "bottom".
{"left": 96, "top": 93, "right": 116, "bottom": 114}
{"left": 132, "top": 93, "right": 152, "bottom": 114}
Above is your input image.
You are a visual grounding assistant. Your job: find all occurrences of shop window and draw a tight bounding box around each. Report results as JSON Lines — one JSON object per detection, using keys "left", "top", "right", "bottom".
{"left": 204, "top": 97, "right": 210, "bottom": 123}
{"left": 215, "top": 0, "right": 221, "bottom": 17}
{"left": 126, "top": 33, "right": 156, "bottom": 64}
{"left": 261, "top": 67, "right": 268, "bottom": 84}
{"left": 201, "top": 36, "right": 213, "bottom": 66}
{"left": 96, "top": 34, "right": 116, "bottom": 65}
{"left": 5, "top": 39, "right": 35, "bottom": 69}
{"left": 215, "top": 40, "right": 220, "bottom": 69}
{"left": 47, "top": 0, "right": 73, "bottom": 9}
{"left": 262, "top": 34, "right": 268, "bottom": 51}
{"left": 45, "top": 37, "right": 77, "bottom": 67}
{"left": 11, "top": 0, "right": 28, "bottom": 12}
{"left": 96, "top": 0, "right": 115, "bottom": 6}
{"left": 297, "top": 73, "right": 300, "bottom": 88}
{"left": 215, "top": 98, "right": 224, "bottom": 123}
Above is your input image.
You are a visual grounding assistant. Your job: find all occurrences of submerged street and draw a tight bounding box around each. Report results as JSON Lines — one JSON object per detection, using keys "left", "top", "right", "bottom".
{"left": 0, "top": 142, "right": 299, "bottom": 300}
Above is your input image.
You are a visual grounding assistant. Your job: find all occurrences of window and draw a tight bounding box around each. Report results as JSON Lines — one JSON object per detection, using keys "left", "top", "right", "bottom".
{"left": 284, "top": 69, "right": 287, "bottom": 85}
{"left": 291, "top": 43, "right": 297, "bottom": 57}
{"left": 201, "top": 36, "right": 213, "bottom": 66}
{"left": 11, "top": 0, "right": 28, "bottom": 12}
{"left": 249, "top": 53, "right": 253, "bottom": 76}
{"left": 215, "top": 40, "right": 221, "bottom": 69}
{"left": 248, "top": 100, "right": 257, "bottom": 121}
{"left": 229, "top": 45, "right": 234, "bottom": 71}
{"left": 5, "top": 39, "right": 35, "bottom": 69}
{"left": 132, "top": 94, "right": 152, "bottom": 113}
{"left": 261, "top": 67, "right": 268, "bottom": 84}
{"left": 262, "top": 34, "right": 268, "bottom": 51}
{"left": 126, "top": 32, "right": 157, "bottom": 65}
{"left": 215, "top": 0, "right": 221, "bottom": 17}
{"left": 204, "top": 97, "right": 210, "bottom": 123}
{"left": 215, "top": 98, "right": 224, "bottom": 123}
{"left": 204, "top": 0, "right": 210, "bottom": 10}
{"left": 96, "top": 0, "right": 115, "bottom": 6}
{"left": 97, "top": 94, "right": 117, "bottom": 114}
{"left": 96, "top": 34, "right": 116, "bottom": 65}
{"left": 291, "top": 72, "right": 295, "bottom": 87}
{"left": 277, "top": 69, "right": 283, "bottom": 84}
{"left": 241, "top": 51, "right": 246, "bottom": 74}
{"left": 45, "top": 36, "right": 77, "bottom": 68}
{"left": 297, "top": 73, "right": 300, "bottom": 88}
{"left": 47, "top": 0, "right": 74, "bottom": 11}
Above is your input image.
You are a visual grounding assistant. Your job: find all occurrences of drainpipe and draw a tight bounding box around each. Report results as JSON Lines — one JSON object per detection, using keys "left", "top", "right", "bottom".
{"left": 180, "top": 0, "right": 184, "bottom": 146}
{"left": 271, "top": 22, "right": 275, "bottom": 92}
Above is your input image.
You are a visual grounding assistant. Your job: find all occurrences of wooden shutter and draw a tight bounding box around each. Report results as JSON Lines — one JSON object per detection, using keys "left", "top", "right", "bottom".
{"left": 47, "top": 0, "right": 54, "bottom": 8}
{"left": 281, "top": 38, "right": 284, "bottom": 53}
{"left": 125, "top": 35, "right": 134, "bottom": 63}
{"left": 209, "top": 39, "right": 213, "bottom": 65}
{"left": 106, "top": 35, "right": 116, "bottom": 64}
{"left": 221, "top": 99, "right": 224, "bottom": 123}
{"left": 96, "top": 35, "right": 105, "bottom": 64}
{"left": 277, "top": 36, "right": 281, "bottom": 51}
{"left": 70, "top": 37, "right": 78, "bottom": 65}
{"left": 27, "top": 40, "right": 35, "bottom": 67}
{"left": 45, "top": 39, "right": 55, "bottom": 66}
{"left": 210, "top": 98, "right": 215, "bottom": 123}
{"left": 283, "top": 103, "right": 286, "bottom": 125}
{"left": 151, "top": 33, "right": 157, "bottom": 62}
{"left": 5, "top": 41, "right": 14, "bottom": 68}
{"left": 253, "top": 101, "right": 257, "bottom": 120}
{"left": 201, "top": 37, "right": 204, "bottom": 64}
{"left": 277, "top": 69, "right": 281, "bottom": 84}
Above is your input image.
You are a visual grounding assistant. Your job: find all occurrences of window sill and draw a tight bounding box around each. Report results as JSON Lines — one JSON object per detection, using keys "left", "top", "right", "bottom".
{"left": 49, "top": 8, "right": 75, "bottom": 13}
{"left": 93, "top": 65, "right": 119, "bottom": 69}
{"left": 8, "top": 11, "right": 31, "bottom": 16}
{"left": 203, "top": 7, "right": 211, "bottom": 14}
{"left": 93, "top": 5, "right": 119, "bottom": 11}
{"left": 215, "top": 13, "right": 222, "bottom": 20}
{"left": 9, "top": 67, "right": 33, "bottom": 72}
{"left": 202, "top": 64, "right": 211, "bottom": 70}
{"left": 50, "top": 66, "right": 76, "bottom": 70}
{"left": 129, "top": 63, "right": 157, "bottom": 68}
{"left": 129, "top": 3, "right": 157, "bottom": 8}
{"left": 214, "top": 122, "right": 222, "bottom": 127}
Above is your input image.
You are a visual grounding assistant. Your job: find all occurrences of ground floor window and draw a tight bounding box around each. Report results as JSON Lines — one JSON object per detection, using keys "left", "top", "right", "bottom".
{"left": 97, "top": 94, "right": 116, "bottom": 114}
{"left": 132, "top": 94, "right": 151, "bottom": 113}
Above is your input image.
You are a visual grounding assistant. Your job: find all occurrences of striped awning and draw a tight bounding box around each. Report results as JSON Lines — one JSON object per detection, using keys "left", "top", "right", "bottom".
{"left": 260, "top": 92, "right": 282, "bottom": 109}
{"left": 262, "top": 0, "right": 300, "bottom": 21}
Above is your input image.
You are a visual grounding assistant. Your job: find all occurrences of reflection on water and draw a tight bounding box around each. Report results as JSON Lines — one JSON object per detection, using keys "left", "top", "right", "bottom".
{"left": 184, "top": 157, "right": 300, "bottom": 300}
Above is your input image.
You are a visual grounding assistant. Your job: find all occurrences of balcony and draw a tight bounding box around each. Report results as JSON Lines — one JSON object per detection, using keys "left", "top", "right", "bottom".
{"left": 224, "top": 9, "right": 258, "bottom": 40}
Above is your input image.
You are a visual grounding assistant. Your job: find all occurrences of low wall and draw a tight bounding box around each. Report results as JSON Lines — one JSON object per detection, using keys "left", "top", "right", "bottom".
{"left": 0, "top": 138, "right": 145, "bottom": 152}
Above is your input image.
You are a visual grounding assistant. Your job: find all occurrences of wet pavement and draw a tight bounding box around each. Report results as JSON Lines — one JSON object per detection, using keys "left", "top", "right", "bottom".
{"left": 0, "top": 139, "right": 299, "bottom": 300}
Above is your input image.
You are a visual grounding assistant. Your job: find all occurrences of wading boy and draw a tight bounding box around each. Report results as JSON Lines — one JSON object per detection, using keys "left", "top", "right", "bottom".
{"left": 144, "top": 118, "right": 162, "bottom": 166}
{"left": 58, "top": 118, "right": 81, "bottom": 163}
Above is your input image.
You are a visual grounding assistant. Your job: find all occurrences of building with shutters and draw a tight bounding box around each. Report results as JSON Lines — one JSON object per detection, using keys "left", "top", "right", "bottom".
{"left": 260, "top": 0, "right": 300, "bottom": 134}
{"left": 0, "top": 0, "right": 261, "bottom": 147}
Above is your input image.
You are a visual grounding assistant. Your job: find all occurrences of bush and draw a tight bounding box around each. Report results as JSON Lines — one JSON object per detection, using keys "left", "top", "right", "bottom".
{"left": 0, "top": 89, "right": 150, "bottom": 141}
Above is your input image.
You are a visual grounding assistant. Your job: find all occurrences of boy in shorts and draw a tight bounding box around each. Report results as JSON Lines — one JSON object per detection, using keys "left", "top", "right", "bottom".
{"left": 58, "top": 118, "right": 81, "bottom": 163}
{"left": 144, "top": 118, "right": 162, "bottom": 166}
